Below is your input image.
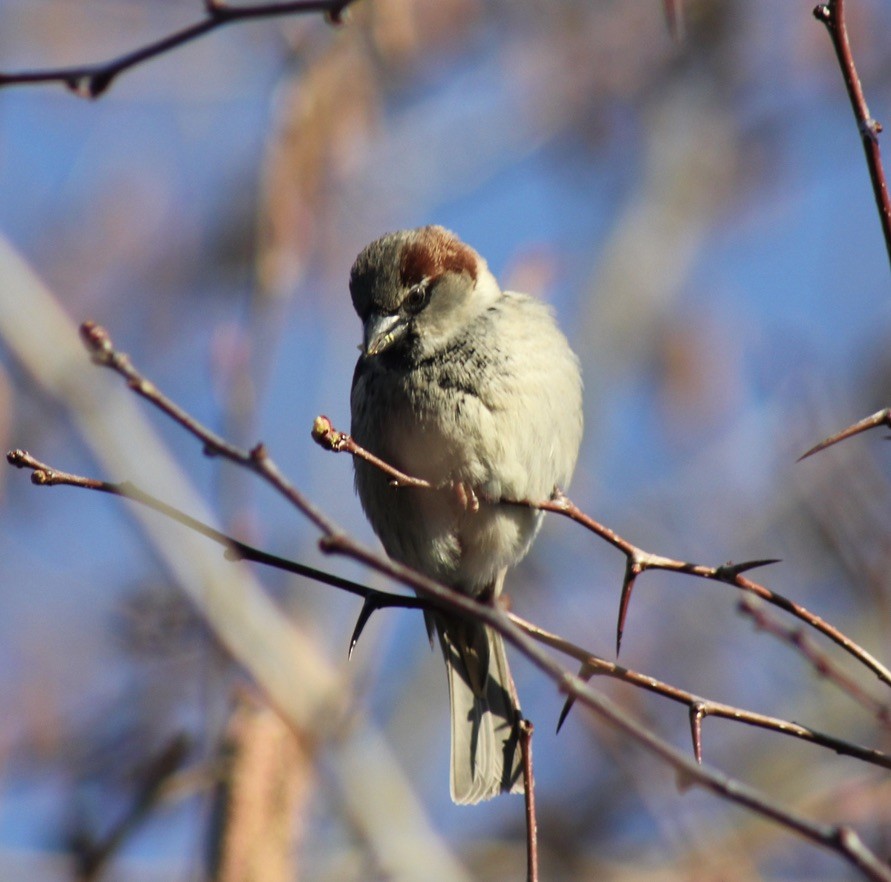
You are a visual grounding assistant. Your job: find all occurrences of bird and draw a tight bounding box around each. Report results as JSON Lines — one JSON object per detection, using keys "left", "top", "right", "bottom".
{"left": 348, "top": 225, "right": 583, "bottom": 804}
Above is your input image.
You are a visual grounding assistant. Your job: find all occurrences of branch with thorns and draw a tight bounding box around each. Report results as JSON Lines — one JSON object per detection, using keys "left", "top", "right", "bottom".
{"left": 738, "top": 597, "right": 891, "bottom": 727}
{"left": 8, "top": 321, "right": 891, "bottom": 881}
{"left": 311, "top": 416, "right": 891, "bottom": 692}
{"left": 813, "top": 1, "right": 891, "bottom": 269}
{"left": 0, "top": 0, "right": 357, "bottom": 98}
{"left": 10, "top": 439, "right": 891, "bottom": 775}
{"left": 803, "top": 2, "right": 891, "bottom": 459}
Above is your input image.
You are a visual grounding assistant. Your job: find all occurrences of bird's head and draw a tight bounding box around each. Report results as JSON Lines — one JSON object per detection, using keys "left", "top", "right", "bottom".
{"left": 350, "top": 226, "right": 500, "bottom": 360}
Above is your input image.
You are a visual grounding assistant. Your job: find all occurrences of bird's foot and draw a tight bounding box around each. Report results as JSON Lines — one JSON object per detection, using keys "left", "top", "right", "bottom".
{"left": 449, "top": 480, "right": 480, "bottom": 514}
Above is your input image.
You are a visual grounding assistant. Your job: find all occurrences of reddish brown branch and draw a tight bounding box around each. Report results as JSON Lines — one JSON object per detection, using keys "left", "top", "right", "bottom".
{"left": 519, "top": 720, "right": 538, "bottom": 882}
{"left": 314, "top": 418, "right": 891, "bottom": 691}
{"left": 0, "top": 0, "right": 357, "bottom": 98}
{"left": 80, "top": 322, "right": 340, "bottom": 539}
{"left": 739, "top": 597, "right": 891, "bottom": 727}
{"left": 517, "top": 615, "right": 891, "bottom": 773}
{"left": 814, "top": 1, "right": 891, "bottom": 269}
{"left": 9, "top": 322, "right": 891, "bottom": 881}
{"left": 799, "top": 4, "right": 891, "bottom": 463}
{"left": 313, "top": 415, "right": 434, "bottom": 490}
{"left": 9, "top": 446, "right": 890, "bottom": 776}
{"left": 320, "top": 534, "right": 891, "bottom": 882}
{"left": 4, "top": 448, "right": 388, "bottom": 603}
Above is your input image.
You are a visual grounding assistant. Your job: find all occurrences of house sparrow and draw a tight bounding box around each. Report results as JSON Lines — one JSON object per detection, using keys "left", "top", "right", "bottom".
{"left": 349, "top": 226, "right": 583, "bottom": 804}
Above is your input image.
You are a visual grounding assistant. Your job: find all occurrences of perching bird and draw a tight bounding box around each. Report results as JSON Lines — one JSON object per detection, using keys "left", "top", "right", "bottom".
{"left": 349, "top": 226, "right": 583, "bottom": 804}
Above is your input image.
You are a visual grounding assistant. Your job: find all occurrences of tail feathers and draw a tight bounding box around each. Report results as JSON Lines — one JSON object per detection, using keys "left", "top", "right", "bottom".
{"left": 438, "top": 618, "right": 524, "bottom": 804}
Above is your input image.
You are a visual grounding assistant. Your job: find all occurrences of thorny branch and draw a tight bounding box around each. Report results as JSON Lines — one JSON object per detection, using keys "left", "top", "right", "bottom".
{"left": 511, "top": 616, "right": 891, "bottom": 770}
{"left": 8, "top": 322, "right": 891, "bottom": 881}
{"left": 0, "top": 0, "right": 357, "bottom": 98}
{"left": 312, "top": 416, "right": 891, "bottom": 691}
{"left": 804, "top": 3, "right": 891, "bottom": 459}
{"left": 814, "top": 1, "right": 891, "bottom": 269}
{"left": 739, "top": 597, "right": 891, "bottom": 727}
{"left": 7, "top": 449, "right": 891, "bottom": 774}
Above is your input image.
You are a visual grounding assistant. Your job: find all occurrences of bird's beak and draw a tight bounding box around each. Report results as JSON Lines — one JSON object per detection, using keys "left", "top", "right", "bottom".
{"left": 363, "top": 311, "right": 408, "bottom": 356}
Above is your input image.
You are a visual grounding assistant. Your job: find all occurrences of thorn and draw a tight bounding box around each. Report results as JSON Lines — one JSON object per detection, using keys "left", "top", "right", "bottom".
{"left": 348, "top": 594, "right": 380, "bottom": 659}
{"left": 556, "top": 663, "right": 595, "bottom": 733}
{"left": 325, "top": 2, "right": 349, "bottom": 25}
{"left": 88, "top": 71, "right": 113, "bottom": 98}
{"left": 348, "top": 591, "right": 428, "bottom": 656}
{"left": 798, "top": 408, "right": 891, "bottom": 461}
{"left": 556, "top": 695, "right": 575, "bottom": 734}
{"left": 689, "top": 704, "right": 705, "bottom": 763}
{"left": 615, "top": 564, "right": 639, "bottom": 656}
{"left": 716, "top": 558, "right": 782, "bottom": 580}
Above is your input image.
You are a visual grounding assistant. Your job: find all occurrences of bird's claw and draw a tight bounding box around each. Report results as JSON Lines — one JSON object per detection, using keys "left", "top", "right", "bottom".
{"left": 451, "top": 480, "right": 480, "bottom": 514}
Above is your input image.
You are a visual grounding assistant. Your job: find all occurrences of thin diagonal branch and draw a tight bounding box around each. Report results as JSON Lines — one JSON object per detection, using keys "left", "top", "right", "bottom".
{"left": 739, "top": 597, "right": 891, "bottom": 727}
{"left": 10, "top": 322, "right": 891, "bottom": 880}
{"left": 10, "top": 448, "right": 890, "bottom": 775}
{"left": 0, "top": 0, "right": 357, "bottom": 98}
{"left": 81, "top": 322, "right": 340, "bottom": 537}
{"left": 5, "top": 448, "right": 392, "bottom": 605}
{"left": 314, "top": 416, "right": 891, "bottom": 691}
{"left": 814, "top": 1, "right": 891, "bottom": 268}
{"left": 513, "top": 615, "right": 891, "bottom": 772}
{"left": 5, "top": 447, "right": 426, "bottom": 660}
{"left": 320, "top": 532, "right": 891, "bottom": 882}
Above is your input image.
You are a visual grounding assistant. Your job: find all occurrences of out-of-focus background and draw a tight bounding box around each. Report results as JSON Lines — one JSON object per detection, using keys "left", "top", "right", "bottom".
{"left": 1, "top": 1, "right": 891, "bottom": 879}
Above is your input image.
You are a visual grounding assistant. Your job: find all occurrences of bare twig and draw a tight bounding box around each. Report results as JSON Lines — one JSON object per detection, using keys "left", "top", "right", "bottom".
{"left": 314, "top": 418, "right": 891, "bottom": 691}
{"left": 814, "top": 1, "right": 891, "bottom": 269}
{"left": 0, "top": 0, "right": 357, "bottom": 98}
{"left": 799, "top": 4, "right": 891, "bottom": 463}
{"left": 80, "top": 321, "right": 341, "bottom": 538}
{"left": 313, "top": 415, "right": 434, "bottom": 490}
{"left": 4, "top": 448, "right": 418, "bottom": 609}
{"left": 10, "top": 322, "right": 891, "bottom": 880}
{"left": 326, "top": 531, "right": 891, "bottom": 882}
{"left": 5, "top": 447, "right": 427, "bottom": 660}
{"left": 514, "top": 615, "right": 891, "bottom": 772}
{"left": 519, "top": 720, "right": 538, "bottom": 882}
{"left": 9, "top": 448, "right": 891, "bottom": 775}
{"left": 69, "top": 735, "right": 191, "bottom": 881}
{"left": 739, "top": 597, "right": 891, "bottom": 727}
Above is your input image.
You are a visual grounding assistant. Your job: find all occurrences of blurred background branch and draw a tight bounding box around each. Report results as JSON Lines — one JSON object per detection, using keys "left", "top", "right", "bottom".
{"left": 0, "top": 0, "right": 358, "bottom": 97}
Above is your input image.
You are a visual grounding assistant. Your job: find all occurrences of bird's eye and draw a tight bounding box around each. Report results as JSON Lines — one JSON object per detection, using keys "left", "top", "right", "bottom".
{"left": 404, "top": 283, "right": 429, "bottom": 314}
